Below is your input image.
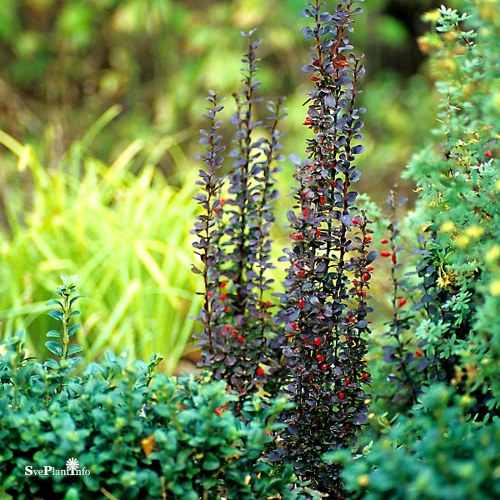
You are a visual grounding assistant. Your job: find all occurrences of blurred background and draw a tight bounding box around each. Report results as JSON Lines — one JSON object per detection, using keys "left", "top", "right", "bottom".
{"left": 0, "top": 0, "right": 457, "bottom": 371}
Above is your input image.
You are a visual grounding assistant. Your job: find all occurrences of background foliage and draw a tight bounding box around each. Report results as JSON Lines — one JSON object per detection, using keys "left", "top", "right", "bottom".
{"left": 0, "top": 0, "right": 457, "bottom": 363}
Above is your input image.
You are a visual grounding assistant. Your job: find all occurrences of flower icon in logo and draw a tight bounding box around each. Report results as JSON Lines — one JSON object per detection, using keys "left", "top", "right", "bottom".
{"left": 66, "top": 458, "right": 80, "bottom": 474}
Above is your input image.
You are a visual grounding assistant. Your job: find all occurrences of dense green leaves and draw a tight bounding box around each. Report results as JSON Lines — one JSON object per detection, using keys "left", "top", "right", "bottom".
{"left": 0, "top": 333, "right": 296, "bottom": 499}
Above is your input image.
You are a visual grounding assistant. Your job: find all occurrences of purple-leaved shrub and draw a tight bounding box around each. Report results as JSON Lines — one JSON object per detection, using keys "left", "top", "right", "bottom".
{"left": 192, "top": 31, "right": 287, "bottom": 404}
{"left": 272, "top": 0, "right": 375, "bottom": 496}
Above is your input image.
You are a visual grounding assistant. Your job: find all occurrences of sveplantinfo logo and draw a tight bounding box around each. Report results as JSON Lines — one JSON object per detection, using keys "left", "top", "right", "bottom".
{"left": 25, "top": 458, "right": 91, "bottom": 476}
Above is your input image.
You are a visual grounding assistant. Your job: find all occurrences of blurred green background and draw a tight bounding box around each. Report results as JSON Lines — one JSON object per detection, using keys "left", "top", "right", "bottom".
{"left": 0, "top": 0, "right": 456, "bottom": 370}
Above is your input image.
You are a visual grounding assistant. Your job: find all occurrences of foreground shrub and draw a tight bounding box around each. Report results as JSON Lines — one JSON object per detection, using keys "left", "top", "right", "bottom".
{"left": 0, "top": 282, "right": 295, "bottom": 499}
{"left": 335, "top": 385, "right": 500, "bottom": 500}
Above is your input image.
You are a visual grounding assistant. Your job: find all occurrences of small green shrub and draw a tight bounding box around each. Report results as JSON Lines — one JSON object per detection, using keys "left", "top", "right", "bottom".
{"left": 334, "top": 385, "right": 500, "bottom": 500}
{"left": 0, "top": 281, "right": 296, "bottom": 499}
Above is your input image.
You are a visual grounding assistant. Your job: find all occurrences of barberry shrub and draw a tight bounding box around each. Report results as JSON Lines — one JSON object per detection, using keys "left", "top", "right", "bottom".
{"left": 336, "top": 3, "right": 499, "bottom": 497}
{"left": 192, "top": 31, "right": 287, "bottom": 401}
{"left": 273, "top": 0, "right": 375, "bottom": 496}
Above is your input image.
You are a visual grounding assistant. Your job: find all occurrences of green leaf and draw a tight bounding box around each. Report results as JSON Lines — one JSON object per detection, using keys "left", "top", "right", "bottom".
{"left": 202, "top": 454, "right": 220, "bottom": 471}
{"left": 44, "top": 359, "right": 60, "bottom": 370}
{"left": 70, "top": 295, "right": 82, "bottom": 306}
{"left": 45, "top": 341, "right": 63, "bottom": 357}
{"left": 47, "top": 310, "right": 64, "bottom": 321}
{"left": 68, "top": 324, "right": 81, "bottom": 337}
{"left": 46, "top": 330, "right": 62, "bottom": 338}
{"left": 46, "top": 299, "right": 63, "bottom": 307}
{"left": 67, "top": 344, "right": 83, "bottom": 356}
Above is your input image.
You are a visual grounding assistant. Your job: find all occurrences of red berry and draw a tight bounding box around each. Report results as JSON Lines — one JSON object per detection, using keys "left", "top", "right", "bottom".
{"left": 348, "top": 317, "right": 356, "bottom": 323}
{"left": 313, "top": 337, "right": 321, "bottom": 346}
{"left": 415, "top": 349, "right": 423, "bottom": 358}
{"left": 321, "top": 364, "right": 327, "bottom": 371}
{"left": 316, "top": 229, "right": 321, "bottom": 237}
{"left": 215, "top": 408, "right": 222, "bottom": 416}
{"left": 224, "top": 306, "right": 229, "bottom": 313}
{"left": 366, "top": 266, "right": 375, "bottom": 272}
{"left": 346, "top": 378, "right": 351, "bottom": 384}
{"left": 338, "top": 392, "right": 345, "bottom": 399}
{"left": 381, "top": 238, "right": 389, "bottom": 244}
{"left": 232, "top": 329, "right": 238, "bottom": 336}
{"left": 224, "top": 324, "right": 231, "bottom": 332}
{"left": 298, "top": 299, "right": 305, "bottom": 308}
{"left": 290, "top": 232, "right": 304, "bottom": 241}
{"left": 237, "top": 335, "right": 244, "bottom": 343}
{"left": 299, "top": 269, "right": 306, "bottom": 277}
{"left": 380, "top": 251, "right": 391, "bottom": 257}
{"left": 310, "top": 75, "right": 319, "bottom": 82}
{"left": 221, "top": 293, "right": 227, "bottom": 301}
{"left": 352, "top": 218, "right": 360, "bottom": 225}
{"left": 345, "top": 423, "right": 351, "bottom": 430}
{"left": 256, "top": 367, "right": 265, "bottom": 376}
{"left": 336, "top": 60, "right": 348, "bottom": 67}
{"left": 316, "top": 354, "right": 324, "bottom": 362}
{"left": 219, "top": 199, "right": 226, "bottom": 207}
{"left": 362, "top": 291, "right": 367, "bottom": 298}
{"left": 364, "top": 235, "right": 372, "bottom": 243}
{"left": 291, "top": 322, "right": 298, "bottom": 331}
{"left": 391, "top": 253, "right": 397, "bottom": 264}
{"left": 265, "top": 300, "right": 272, "bottom": 308}
{"left": 304, "top": 116, "right": 313, "bottom": 126}
{"left": 207, "top": 291, "right": 213, "bottom": 297}
{"left": 320, "top": 195, "right": 326, "bottom": 205}
{"left": 361, "top": 372, "right": 369, "bottom": 379}
{"left": 362, "top": 273, "right": 370, "bottom": 281}
{"left": 220, "top": 281, "right": 227, "bottom": 288}
{"left": 398, "top": 298, "right": 407, "bottom": 307}
{"left": 484, "top": 150, "right": 493, "bottom": 159}
{"left": 302, "top": 208, "right": 309, "bottom": 217}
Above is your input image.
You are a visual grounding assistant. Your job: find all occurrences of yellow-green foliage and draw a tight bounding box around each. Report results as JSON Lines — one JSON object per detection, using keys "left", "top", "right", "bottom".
{"left": 0, "top": 111, "right": 201, "bottom": 372}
